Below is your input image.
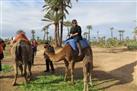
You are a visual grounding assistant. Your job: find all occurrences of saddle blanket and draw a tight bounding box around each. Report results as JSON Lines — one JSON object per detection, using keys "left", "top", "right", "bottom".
{"left": 64, "top": 38, "right": 89, "bottom": 50}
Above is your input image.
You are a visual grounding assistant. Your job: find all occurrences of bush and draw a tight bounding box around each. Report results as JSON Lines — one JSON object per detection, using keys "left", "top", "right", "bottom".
{"left": 105, "top": 38, "right": 119, "bottom": 48}
{"left": 127, "top": 41, "right": 137, "bottom": 50}
{"left": 2, "top": 64, "right": 13, "bottom": 73}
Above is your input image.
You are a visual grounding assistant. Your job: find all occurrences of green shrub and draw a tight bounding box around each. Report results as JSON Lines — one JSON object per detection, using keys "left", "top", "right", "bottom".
{"left": 2, "top": 64, "right": 13, "bottom": 73}
{"left": 127, "top": 41, "right": 137, "bottom": 50}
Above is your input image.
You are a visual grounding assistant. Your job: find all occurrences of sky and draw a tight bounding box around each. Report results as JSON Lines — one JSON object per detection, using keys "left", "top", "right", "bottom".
{"left": 0, "top": 0, "right": 137, "bottom": 40}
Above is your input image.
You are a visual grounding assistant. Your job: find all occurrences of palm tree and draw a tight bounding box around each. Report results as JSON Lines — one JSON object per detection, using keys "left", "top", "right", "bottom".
{"left": 102, "top": 36, "right": 106, "bottom": 41}
{"left": 49, "top": 36, "right": 53, "bottom": 42}
{"left": 56, "top": 0, "right": 78, "bottom": 46}
{"left": 110, "top": 27, "right": 114, "bottom": 38}
{"left": 42, "top": 11, "right": 63, "bottom": 47}
{"left": 43, "top": 0, "right": 60, "bottom": 13}
{"left": 43, "top": 0, "right": 61, "bottom": 46}
{"left": 37, "top": 36, "right": 40, "bottom": 41}
{"left": 31, "top": 30, "right": 35, "bottom": 40}
{"left": 42, "top": 27, "right": 46, "bottom": 41}
{"left": 43, "top": 0, "right": 78, "bottom": 47}
{"left": 133, "top": 27, "right": 137, "bottom": 41}
{"left": 59, "top": 0, "right": 72, "bottom": 46}
{"left": 63, "top": 20, "right": 72, "bottom": 37}
{"left": 125, "top": 36, "right": 129, "bottom": 41}
{"left": 118, "top": 30, "right": 125, "bottom": 41}
{"left": 121, "top": 30, "right": 125, "bottom": 41}
{"left": 86, "top": 25, "right": 92, "bottom": 41}
{"left": 83, "top": 32, "right": 89, "bottom": 39}
{"left": 46, "top": 31, "right": 49, "bottom": 41}
{"left": 97, "top": 31, "right": 99, "bottom": 42}
{"left": 42, "top": 24, "right": 51, "bottom": 41}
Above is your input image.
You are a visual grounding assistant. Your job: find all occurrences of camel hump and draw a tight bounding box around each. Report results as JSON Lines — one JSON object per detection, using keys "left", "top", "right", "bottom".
{"left": 64, "top": 38, "right": 89, "bottom": 50}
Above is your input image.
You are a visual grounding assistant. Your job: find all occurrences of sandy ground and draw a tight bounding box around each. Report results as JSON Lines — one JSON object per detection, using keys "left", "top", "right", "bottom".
{"left": 0, "top": 45, "right": 137, "bottom": 91}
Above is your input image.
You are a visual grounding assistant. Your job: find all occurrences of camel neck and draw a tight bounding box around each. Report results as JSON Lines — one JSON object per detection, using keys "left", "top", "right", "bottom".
{"left": 49, "top": 47, "right": 66, "bottom": 62}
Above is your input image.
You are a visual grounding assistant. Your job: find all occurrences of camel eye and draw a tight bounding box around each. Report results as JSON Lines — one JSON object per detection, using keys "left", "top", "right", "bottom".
{"left": 44, "top": 45, "right": 48, "bottom": 48}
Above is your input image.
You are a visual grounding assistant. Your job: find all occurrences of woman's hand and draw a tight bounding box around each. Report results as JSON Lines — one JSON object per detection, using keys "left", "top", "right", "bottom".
{"left": 70, "top": 33, "right": 78, "bottom": 37}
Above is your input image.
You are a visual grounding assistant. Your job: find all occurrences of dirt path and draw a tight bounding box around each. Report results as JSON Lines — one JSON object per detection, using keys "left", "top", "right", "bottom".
{"left": 92, "top": 47, "right": 137, "bottom": 91}
{"left": 0, "top": 46, "right": 137, "bottom": 91}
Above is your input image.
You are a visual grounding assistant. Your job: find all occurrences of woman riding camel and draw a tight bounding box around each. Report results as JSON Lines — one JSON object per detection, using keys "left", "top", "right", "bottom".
{"left": 70, "top": 19, "right": 82, "bottom": 56}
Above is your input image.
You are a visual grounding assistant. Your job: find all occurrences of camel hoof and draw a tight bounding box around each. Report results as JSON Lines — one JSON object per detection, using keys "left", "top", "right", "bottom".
{"left": 28, "top": 77, "right": 31, "bottom": 82}
{"left": 12, "top": 82, "right": 17, "bottom": 86}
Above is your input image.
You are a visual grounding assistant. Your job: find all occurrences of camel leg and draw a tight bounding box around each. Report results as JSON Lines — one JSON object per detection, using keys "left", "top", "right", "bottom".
{"left": 70, "top": 62, "right": 75, "bottom": 84}
{"left": 12, "top": 62, "right": 18, "bottom": 86}
{"left": 64, "top": 59, "right": 69, "bottom": 81}
{"left": 28, "top": 62, "right": 32, "bottom": 81}
{"left": 19, "top": 64, "right": 23, "bottom": 76}
{"left": 23, "top": 63, "right": 28, "bottom": 83}
{"left": 83, "top": 62, "right": 90, "bottom": 91}
{"left": 89, "top": 63, "right": 93, "bottom": 86}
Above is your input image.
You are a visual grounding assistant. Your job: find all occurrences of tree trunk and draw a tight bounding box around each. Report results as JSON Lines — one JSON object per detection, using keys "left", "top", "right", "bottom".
{"left": 119, "top": 33, "right": 122, "bottom": 42}
{"left": 32, "top": 33, "right": 35, "bottom": 40}
{"left": 67, "top": 27, "right": 70, "bottom": 37}
{"left": 88, "top": 29, "right": 90, "bottom": 41}
{"left": 55, "top": 24, "right": 58, "bottom": 47}
{"left": 59, "top": 1, "right": 64, "bottom": 47}
{"left": 122, "top": 33, "right": 124, "bottom": 41}
{"left": 47, "top": 33, "right": 48, "bottom": 41}
{"left": 57, "top": 23, "right": 60, "bottom": 47}
{"left": 60, "top": 20, "right": 63, "bottom": 47}
{"left": 43, "top": 32, "right": 46, "bottom": 41}
{"left": 111, "top": 30, "right": 113, "bottom": 38}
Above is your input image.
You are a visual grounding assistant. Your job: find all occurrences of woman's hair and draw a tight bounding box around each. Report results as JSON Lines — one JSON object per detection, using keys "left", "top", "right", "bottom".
{"left": 16, "top": 30, "right": 25, "bottom": 34}
{"left": 0, "top": 38, "right": 4, "bottom": 43}
{"left": 72, "top": 19, "right": 77, "bottom": 24}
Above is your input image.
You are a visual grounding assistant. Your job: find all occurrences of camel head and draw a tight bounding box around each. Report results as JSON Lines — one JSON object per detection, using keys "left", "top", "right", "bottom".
{"left": 44, "top": 44, "right": 55, "bottom": 53}
{"left": 44, "top": 43, "right": 56, "bottom": 61}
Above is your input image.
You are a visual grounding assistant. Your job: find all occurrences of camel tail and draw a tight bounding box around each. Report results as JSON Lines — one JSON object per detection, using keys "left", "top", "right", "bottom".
{"left": 15, "top": 42, "right": 22, "bottom": 61}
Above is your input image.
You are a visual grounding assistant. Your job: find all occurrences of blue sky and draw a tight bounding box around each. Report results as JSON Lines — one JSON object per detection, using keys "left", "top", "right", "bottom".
{"left": 0, "top": 0, "right": 137, "bottom": 40}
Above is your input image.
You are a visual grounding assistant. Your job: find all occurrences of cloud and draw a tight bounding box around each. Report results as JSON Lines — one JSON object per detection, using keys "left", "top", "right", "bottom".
{"left": 68, "top": 1, "right": 136, "bottom": 26}
{"left": 66, "top": 1, "right": 136, "bottom": 39}
{"left": 1, "top": 0, "right": 136, "bottom": 39}
{"left": 1, "top": 0, "right": 46, "bottom": 38}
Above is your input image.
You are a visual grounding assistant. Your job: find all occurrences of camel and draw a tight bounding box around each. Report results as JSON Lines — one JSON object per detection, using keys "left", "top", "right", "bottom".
{"left": 11, "top": 40, "right": 33, "bottom": 86}
{"left": 44, "top": 43, "right": 93, "bottom": 91}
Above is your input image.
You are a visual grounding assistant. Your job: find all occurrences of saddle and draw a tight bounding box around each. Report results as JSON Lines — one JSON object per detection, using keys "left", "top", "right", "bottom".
{"left": 64, "top": 38, "right": 89, "bottom": 51}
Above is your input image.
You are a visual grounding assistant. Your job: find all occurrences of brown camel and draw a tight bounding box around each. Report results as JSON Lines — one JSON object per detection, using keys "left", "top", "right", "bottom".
{"left": 11, "top": 40, "right": 33, "bottom": 86}
{"left": 44, "top": 44, "right": 93, "bottom": 91}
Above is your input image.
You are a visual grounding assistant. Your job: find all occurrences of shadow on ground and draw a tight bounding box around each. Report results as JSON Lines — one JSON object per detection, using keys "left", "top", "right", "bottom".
{"left": 1, "top": 60, "right": 137, "bottom": 91}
